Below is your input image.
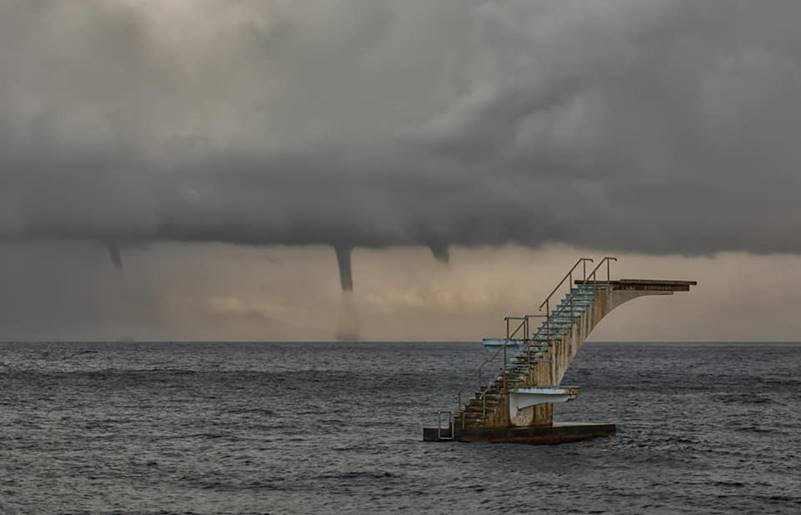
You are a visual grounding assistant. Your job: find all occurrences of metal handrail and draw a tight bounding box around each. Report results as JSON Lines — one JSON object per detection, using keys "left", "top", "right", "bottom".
{"left": 436, "top": 410, "right": 454, "bottom": 440}
{"left": 474, "top": 313, "right": 544, "bottom": 419}
{"left": 505, "top": 316, "right": 528, "bottom": 341}
{"left": 538, "top": 258, "right": 593, "bottom": 311}
{"left": 477, "top": 344, "right": 505, "bottom": 391}
{"left": 520, "top": 314, "right": 546, "bottom": 367}
{"left": 533, "top": 257, "right": 618, "bottom": 345}
{"left": 586, "top": 256, "right": 618, "bottom": 283}
{"left": 476, "top": 316, "right": 527, "bottom": 391}
{"left": 534, "top": 287, "right": 586, "bottom": 340}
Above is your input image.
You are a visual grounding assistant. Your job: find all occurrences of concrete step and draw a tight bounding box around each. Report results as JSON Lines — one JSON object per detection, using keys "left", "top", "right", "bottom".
{"left": 550, "top": 310, "right": 587, "bottom": 316}
{"left": 455, "top": 415, "right": 484, "bottom": 423}
{"left": 469, "top": 396, "right": 499, "bottom": 404}
{"left": 555, "top": 301, "right": 591, "bottom": 307}
{"left": 515, "top": 350, "right": 545, "bottom": 357}
{"left": 465, "top": 402, "right": 497, "bottom": 409}
{"left": 557, "top": 301, "right": 592, "bottom": 306}
{"left": 512, "top": 353, "right": 545, "bottom": 359}
{"left": 464, "top": 409, "right": 493, "bottom": 416}
{"left": 493, "top": 374, "right": 526, "bottom": 381}
{"left": 495, "top": 377, "right": 524, "bottom": 384}
{"left": 533, "top": 331, "right": 569, "bottom": 337}
{"left": 463, "top": 406, "right": 493, "bottom": 413}
{"left": 465, "top": 407, "right": 492, "bottom": 415}
{"left": 557, "top": 298, "right": 592, "bottom": 304}
{"left": 510, "top": 365, "right": 536, "bottom": 371}
{"left": 479, "top": 386, "right": 514, "bottom": 396}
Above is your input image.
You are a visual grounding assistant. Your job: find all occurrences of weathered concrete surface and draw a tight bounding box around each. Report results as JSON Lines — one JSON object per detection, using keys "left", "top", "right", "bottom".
{"left": 422, "top": 422, "right": 616, "bottom": 444}
{"left": 478, "top": 279, "right": 696, "bottom": 430}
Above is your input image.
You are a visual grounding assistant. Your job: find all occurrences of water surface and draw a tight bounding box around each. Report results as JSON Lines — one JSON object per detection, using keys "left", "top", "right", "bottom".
{"left": 1, "top": 341, "right": 799, "bottom": 513}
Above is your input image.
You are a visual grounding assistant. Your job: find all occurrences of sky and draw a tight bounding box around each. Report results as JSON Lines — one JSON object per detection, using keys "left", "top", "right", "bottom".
{"left": 2, "top": 0, "right": 801, "bottom": 341}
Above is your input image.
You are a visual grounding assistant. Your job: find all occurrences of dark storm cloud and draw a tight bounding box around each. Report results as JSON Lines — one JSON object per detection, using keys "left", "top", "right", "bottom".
{"left": 2, "top": 0, "right": 801, "bottom": 254}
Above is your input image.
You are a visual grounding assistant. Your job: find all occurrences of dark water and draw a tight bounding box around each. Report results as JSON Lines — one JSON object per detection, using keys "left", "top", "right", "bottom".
{"left": 1, "top": 341, "right": 800, "bottom": 514}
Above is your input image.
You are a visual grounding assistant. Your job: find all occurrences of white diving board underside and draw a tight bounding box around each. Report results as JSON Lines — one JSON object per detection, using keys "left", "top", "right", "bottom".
{"left": 482, "top": 338, "right": 523, "bottom": 347}
{"left": 509, "top": 387, "right": 581, "bottom": 416}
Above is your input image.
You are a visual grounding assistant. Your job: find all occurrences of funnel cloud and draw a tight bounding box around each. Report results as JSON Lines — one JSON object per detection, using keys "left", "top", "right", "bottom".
{"left": 429, "top": 244, "right": 450, "bottom": 264}
{"left": 102, "top": 240, "right": 123, "bottom": 272}
{"left": 334, "top": 247, "right": 354, "bottom": 292}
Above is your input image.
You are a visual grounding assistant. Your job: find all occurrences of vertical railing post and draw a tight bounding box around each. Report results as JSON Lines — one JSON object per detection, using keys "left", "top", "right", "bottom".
{"left": 502, "top": 317, "right": 508, "bottom": 392}
{"left": 525, "top": 316, "right": 530, "bottom": 366}
{"left": 545, "top": 299, "right": 550, "bottom": 345}
{"left": 502, "top": 340, "right": 507, "bottom": 392}
{"left": 570, "top": 291, "right": 574, "bottom": 322}
{"left": 450, "top": 411, "right": 454, "bottom": 437}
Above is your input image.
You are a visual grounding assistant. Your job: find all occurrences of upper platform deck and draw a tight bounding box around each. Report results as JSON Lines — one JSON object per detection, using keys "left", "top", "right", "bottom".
{"left": 575, "top": 279, "right": 697, "bottom": 292}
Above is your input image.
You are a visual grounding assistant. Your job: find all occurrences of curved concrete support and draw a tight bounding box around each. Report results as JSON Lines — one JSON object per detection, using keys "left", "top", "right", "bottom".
{"left": 481, "top": 279, "right": 696, "bottom": 429}
{"left": 555, "top": 279, "right": 694, "bottom": 384}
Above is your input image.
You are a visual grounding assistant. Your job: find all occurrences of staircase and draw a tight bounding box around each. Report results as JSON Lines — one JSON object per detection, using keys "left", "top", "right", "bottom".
{"left": 456, "top": 281, "right": 600, "bottom": 428}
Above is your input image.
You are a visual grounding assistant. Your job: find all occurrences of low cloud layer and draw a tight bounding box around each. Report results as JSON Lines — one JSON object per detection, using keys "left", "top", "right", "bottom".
{"left": 2, "top": 1, "right": 801, "bottom": 256}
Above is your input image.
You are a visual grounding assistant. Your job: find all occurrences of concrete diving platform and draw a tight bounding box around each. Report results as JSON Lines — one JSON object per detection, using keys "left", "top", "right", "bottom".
{"left": 422, "top": 422, "right": 616, "bottom": 444}
{"left": 422, "top": 257, "right": 697, "bottom": 445}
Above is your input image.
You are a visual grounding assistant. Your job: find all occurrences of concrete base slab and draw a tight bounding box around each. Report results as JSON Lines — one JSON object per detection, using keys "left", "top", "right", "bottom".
{"left": 422, "top": 422, "right": 615, "bottom": 444}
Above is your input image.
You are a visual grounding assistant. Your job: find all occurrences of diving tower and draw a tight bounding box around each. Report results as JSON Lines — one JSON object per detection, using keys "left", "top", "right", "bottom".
{"left": 423, "top": 257, "right": 696, "bottom": 444}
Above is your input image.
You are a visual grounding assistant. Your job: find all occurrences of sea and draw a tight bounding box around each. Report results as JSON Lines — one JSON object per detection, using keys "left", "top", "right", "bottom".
{"left": 1, "top": 341, "right": 800, "bottom": 514}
